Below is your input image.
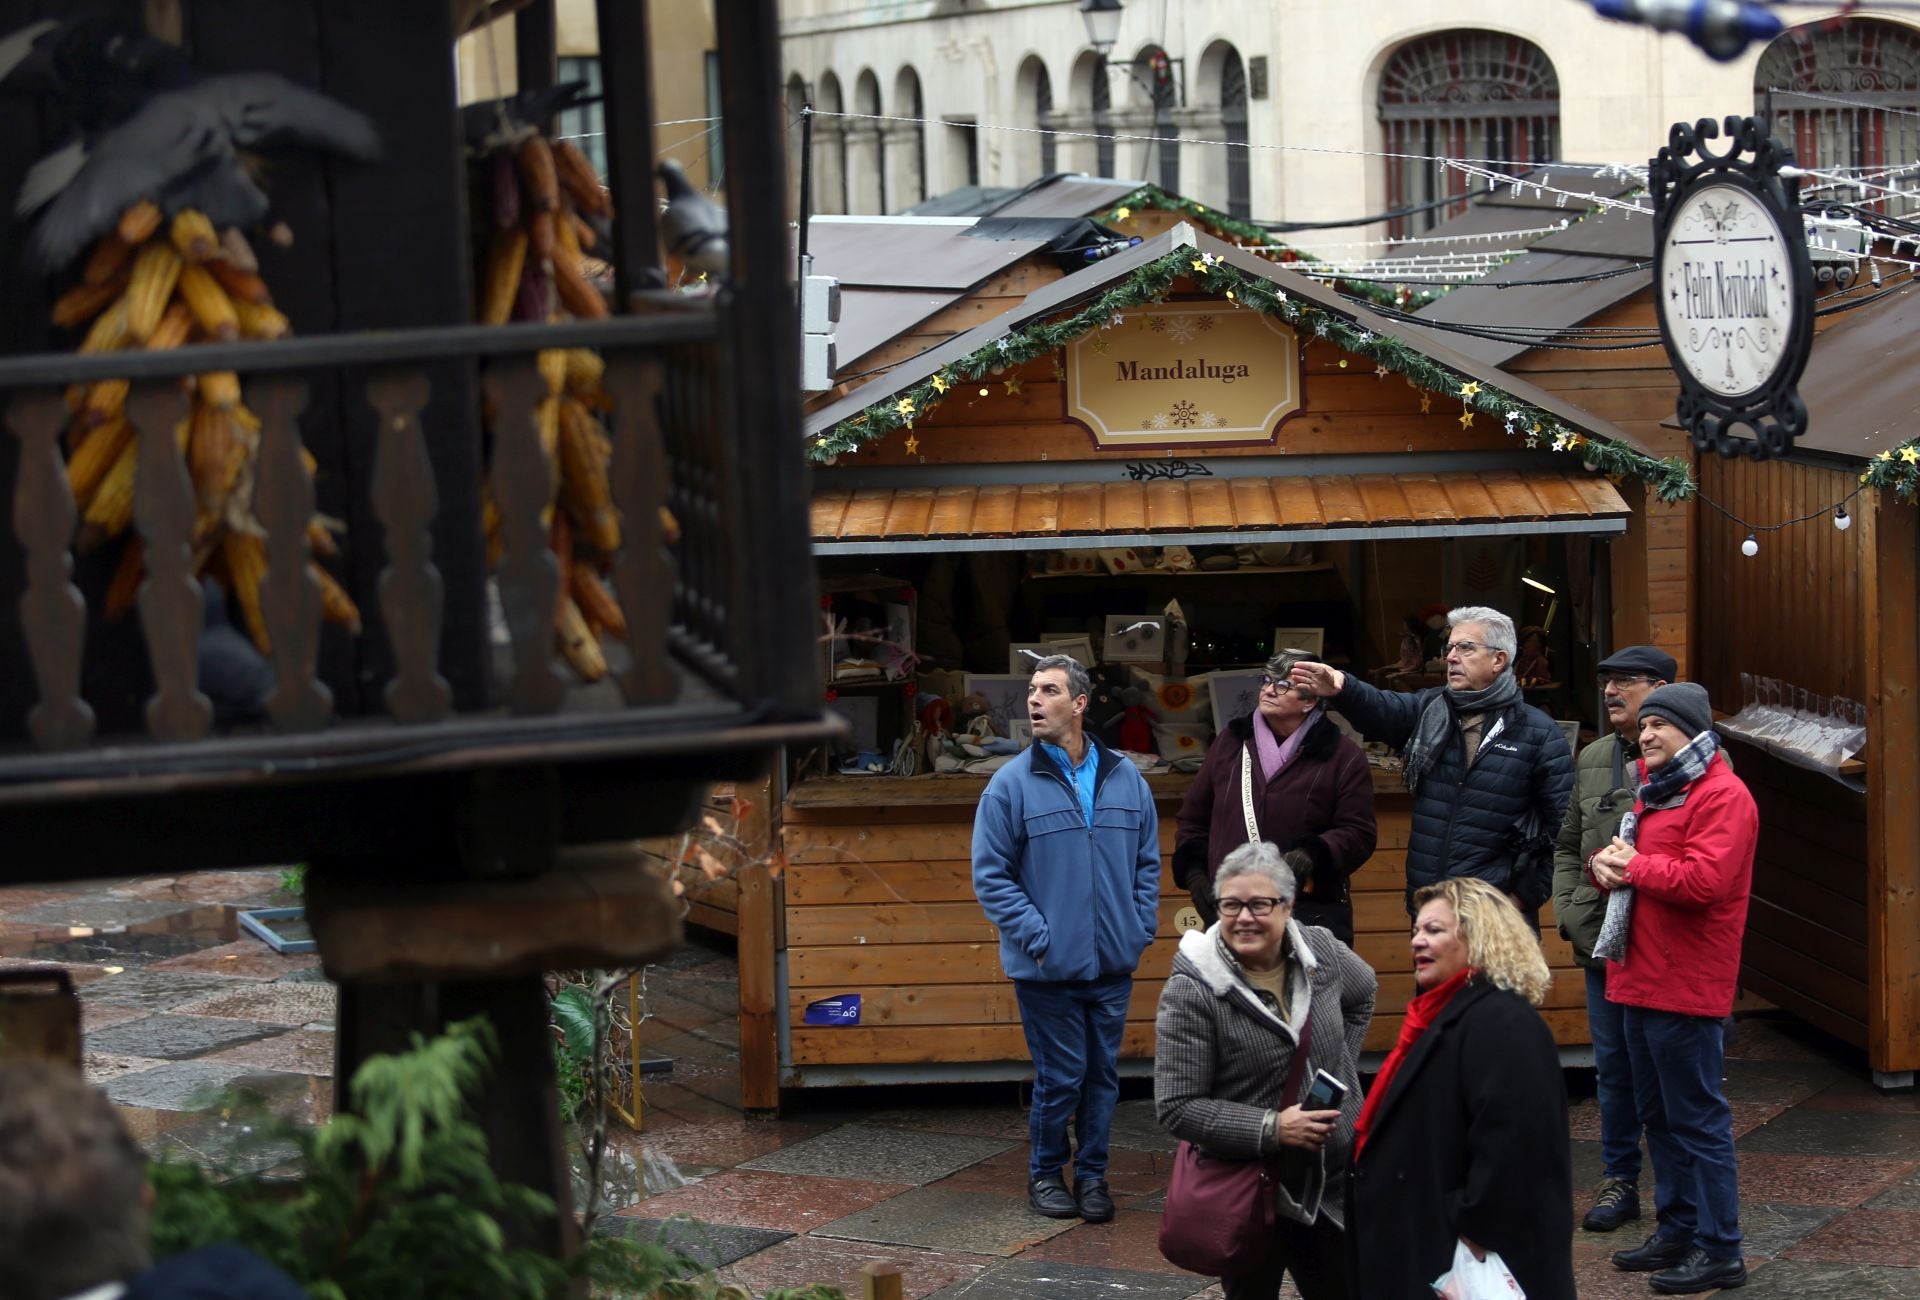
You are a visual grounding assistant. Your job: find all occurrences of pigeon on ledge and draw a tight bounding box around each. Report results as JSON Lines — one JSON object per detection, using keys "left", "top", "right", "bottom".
{"left": 657, "top": 158, "right": 728, "bottom": 279}
{"left": 0, "top": 16, "right": 381, "bottom": 274}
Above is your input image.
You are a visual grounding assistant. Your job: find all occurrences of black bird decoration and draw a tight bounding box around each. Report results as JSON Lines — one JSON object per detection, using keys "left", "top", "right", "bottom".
{"left": 657, "top": 158, "right": 729, "bottom": 280}
{"left": 0, "top": 16, "right": 382, "bottom": 274}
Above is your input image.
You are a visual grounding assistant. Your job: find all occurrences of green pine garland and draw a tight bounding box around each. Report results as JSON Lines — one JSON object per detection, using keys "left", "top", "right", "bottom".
{"left": 1861, "top": 441, "right": 1920, "bottom": 501}
{"left": 1094, "top": 185, "right": 1438, "bottom": 309}
{"left": 808, "top": 246, "right": 1697, "bottom": 503}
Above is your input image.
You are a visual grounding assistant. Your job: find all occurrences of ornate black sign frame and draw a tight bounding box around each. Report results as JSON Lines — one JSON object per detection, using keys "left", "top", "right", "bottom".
{"left": 1650, "top": 115, "right": 1815, "bottom": 461}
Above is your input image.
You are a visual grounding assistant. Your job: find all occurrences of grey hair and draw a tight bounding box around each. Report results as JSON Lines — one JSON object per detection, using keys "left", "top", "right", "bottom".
{"left": 1446, "top": 605, "right": 1517, "bottom": 659}
{"left": 1264, "top": 646, "right": 1319, "bottom": 683}
{"left": 1214, "top": 840, "right": 1297, "bottom": 905}
{"left": 1029, "top": 654, "right": 1091, "bottom": 701}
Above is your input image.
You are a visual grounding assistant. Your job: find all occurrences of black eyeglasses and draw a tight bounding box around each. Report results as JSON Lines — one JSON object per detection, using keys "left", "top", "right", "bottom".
{"left": 1597, "top": 672, "right": 1655, "bottom": 688}
{"left": 1444, "top": 640, "right": 1489, "bottom": 657}
{"left": 1258, "top": 675, "right": 1314, "bottom": 699}
{"left": 1218, "top": 896, "right": 1286, "bottom": 917}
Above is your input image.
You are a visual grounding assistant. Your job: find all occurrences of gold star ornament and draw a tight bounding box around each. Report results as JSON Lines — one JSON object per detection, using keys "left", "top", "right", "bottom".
{"left": 1903, "top": 445, "right": 1920, "bottom": 464}
{"left": 1419, "top": 393, "right": 1433, "bottom": 414}
{"left": 1458, "top": 381, "right": 1481, "bottom": 400}
{"left": 1459, "top": 411, "right": 1475, "bottom": 428}
{"left": 931, "top": 374, "right": 949, "bottom": 393}
{"left": 904, "top": 432, "right": 920, "bottom": 455}
{"left": 1003, "top": 375, "right": 1024, "bottom": 396}
{"left": 1090, "top": 336, "right": 1110, "bottom": 354}
{"left": 895, "top": 397, "right": 915, "bottom": 417}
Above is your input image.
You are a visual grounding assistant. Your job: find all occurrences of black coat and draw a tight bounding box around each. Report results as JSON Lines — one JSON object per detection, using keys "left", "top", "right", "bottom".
{"left": 1333, "top": 677, "right": 1572, "bottom": 903}
{"left": 1346, "top": 979, "right": 1574, "bottom": 1300}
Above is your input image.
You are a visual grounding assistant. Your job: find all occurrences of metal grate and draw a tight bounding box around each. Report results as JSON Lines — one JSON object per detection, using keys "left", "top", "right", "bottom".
{"left": 1758, "top": 19, "right": 1920, "bottom": 217}
{"left": 1379, "top": 31, "right": 1560, "bottom": 239}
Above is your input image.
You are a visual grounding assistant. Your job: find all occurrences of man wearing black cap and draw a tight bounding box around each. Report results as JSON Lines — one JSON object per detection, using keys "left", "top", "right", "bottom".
{"left": 1552, "top": 644, "right": 1673, "bottom": 1234}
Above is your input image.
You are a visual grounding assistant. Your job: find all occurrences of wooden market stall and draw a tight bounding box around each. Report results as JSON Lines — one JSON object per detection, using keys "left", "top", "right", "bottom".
{"left": 1401, "top": 191, "right": 1920, "bottom": 1086}
{"left": 731, "top": 222, "right": 1680, "bottom": 1106}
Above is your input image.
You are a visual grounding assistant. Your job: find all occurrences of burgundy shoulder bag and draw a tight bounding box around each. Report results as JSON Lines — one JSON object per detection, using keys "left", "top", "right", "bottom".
{"left": 1157, "top": 998, "right": 1315, "bottom": 1277}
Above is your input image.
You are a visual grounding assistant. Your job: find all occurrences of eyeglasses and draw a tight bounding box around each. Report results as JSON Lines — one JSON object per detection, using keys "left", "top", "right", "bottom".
{"left": 1444, "top": 640, "right": 1489, "bottom": 657}
{"left": 1258, "top": 675, "right": 1314, "bottom": 699}
{"left": 1217, "top": 896, "right": 1286, "bottom": 918}
{"left": 1597, "top": 672, "right": 1655, "bottom": 688}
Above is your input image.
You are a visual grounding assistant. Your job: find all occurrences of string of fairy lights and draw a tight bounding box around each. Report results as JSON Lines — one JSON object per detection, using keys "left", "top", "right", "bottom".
{"left": 797, "top": 105, "right": 1920, "bottom": 549}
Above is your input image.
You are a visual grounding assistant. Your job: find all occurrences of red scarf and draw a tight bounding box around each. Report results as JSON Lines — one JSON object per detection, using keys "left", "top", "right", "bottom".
{"left": 1352, "top": 967, "right": 1473, "bottom": 1159}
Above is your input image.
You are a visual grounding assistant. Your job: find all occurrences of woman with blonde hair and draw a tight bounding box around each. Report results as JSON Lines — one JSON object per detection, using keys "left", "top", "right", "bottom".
{"left": 1345, "top": 877, "right": 1574, "bottom": 1300}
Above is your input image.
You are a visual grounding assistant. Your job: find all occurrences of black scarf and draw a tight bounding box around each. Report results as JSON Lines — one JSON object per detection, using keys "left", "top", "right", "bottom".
{"left": 1402, "top": 670, "right": 1523, "bottom": 793}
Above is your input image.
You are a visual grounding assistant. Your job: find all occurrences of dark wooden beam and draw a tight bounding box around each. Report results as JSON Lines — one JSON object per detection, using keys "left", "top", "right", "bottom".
{"left": 1864, "top": 494, "right": 1920, "bottom": 1079}
{"left": 714, "top": 0, "right": 819, "bottom": 717}
{"left": 594, "top": 0, "right": 665, "bottom": 301}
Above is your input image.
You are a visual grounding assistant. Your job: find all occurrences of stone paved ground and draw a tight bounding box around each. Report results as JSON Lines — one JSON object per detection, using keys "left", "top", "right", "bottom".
{"left": 3, "top": 875, "right": 1917, "bottom": 1298}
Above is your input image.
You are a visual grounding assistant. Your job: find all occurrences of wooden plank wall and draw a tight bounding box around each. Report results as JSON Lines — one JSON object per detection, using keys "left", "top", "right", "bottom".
{"left": 776, "top": 781, "right": 1587, "bottom": 1078}
{"left": 1722, "top": 737, "right": 1871, "bottom": 1047}
{"left": 1863, "top": 496, "right": 1920, "bottom": 1075}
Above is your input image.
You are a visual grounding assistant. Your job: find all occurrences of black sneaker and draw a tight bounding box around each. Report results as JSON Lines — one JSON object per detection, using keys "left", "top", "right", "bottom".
{"left": 1028, "top": 1173, "right": 1079, "bottom": 1219}
{"left": 1075, "top": 1178, "right": 1115, "bottom": 1223}
{"left": 1612, "top": 1232, "right": 1693, "bottom": 1272}
{"left": 1582, "top": 1178, "right": 1641, "bottom": 1233}
{"left": 1650, "top": 1248, "right": 1747, "bottom": 1294}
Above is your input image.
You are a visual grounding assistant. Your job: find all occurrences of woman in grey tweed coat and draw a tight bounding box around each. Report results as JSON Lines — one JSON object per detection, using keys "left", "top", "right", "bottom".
{"left": 1154, "top": 842, "right": 1376, "bottom": 1300}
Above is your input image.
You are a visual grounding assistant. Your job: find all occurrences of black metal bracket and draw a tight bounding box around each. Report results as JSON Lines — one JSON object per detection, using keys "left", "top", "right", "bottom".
{"left": 1650, "top": 115, "right": 1815, "bottom": 461}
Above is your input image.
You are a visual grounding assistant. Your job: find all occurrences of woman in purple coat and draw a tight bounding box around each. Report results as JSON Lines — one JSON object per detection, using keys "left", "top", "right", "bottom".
{"left": 1175, "top": 650, "right": 1378, "bottom": 942}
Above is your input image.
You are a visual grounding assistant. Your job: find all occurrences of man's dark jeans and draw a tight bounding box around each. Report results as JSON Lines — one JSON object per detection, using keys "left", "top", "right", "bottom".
{"left": 1622, "top": 1004, "right": 1743, "bottom": 1259}
{"left": 1014, "top": 973, "right": 1132, "bottom": 1183}
{"left": 1586, "top": 966, "right": 1643, "bottom": 1184}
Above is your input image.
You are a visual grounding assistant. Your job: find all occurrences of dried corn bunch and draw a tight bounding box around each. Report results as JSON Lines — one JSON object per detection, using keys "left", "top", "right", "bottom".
{"left": 58, "top": 202, "right": 358, "bottom": 650}
{"left": 474, "top": 133, "right": 642, "bottom": 684}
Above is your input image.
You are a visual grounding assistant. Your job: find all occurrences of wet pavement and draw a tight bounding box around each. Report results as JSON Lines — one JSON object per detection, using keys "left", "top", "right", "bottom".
{"left": 3, "top": 873, "right": 1917, "bottom": 1298}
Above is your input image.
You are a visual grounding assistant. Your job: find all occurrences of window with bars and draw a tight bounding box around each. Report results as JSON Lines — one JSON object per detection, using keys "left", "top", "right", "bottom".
{"left": 1377, "top": 31, "right": 1559, "bottom": 239}
{"left": 556, "top": 56, "right": 606, "bottom": 178}
{"left": 1757, "top": 19, "right": 1920, "bottom": 216}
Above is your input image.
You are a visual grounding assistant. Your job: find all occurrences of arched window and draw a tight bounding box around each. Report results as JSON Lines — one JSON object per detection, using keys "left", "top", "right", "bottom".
{"left": 1757, "top": 19, "right": 1920, "bottom": 215}
{"left": 1132, "top": 45, "right": 1179, "bottom": 192}
{"left": 851, "top": 69, "right": 884, "bottom": 213}
{"left": 785, "top": 72, "right": 808, "bottom": 217}
{"left": 890, "top": 67, "right": 926, "bottom": 210}
{"left": 1222, "top": 50, "right": 1249, "bottom": 218}
{"left": 1014, "top": 57, "right": 1059, "bottom": 181}
{"left": 814, "top": 72, "right": 847, "bottom": 215}
{"left": 1061, "top": 53, "right": 1114, "bottom": 177}
{"left": 1378, "top": 31, "right": 1560, "bottom": 238}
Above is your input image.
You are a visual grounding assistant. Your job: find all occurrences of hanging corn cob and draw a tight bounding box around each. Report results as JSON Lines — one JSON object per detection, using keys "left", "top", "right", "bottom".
{"left": 474, "top": 130, "right": 673, "bottom": 684}
{"left": 57, "top": 203, "right": 359, "bottom": 652}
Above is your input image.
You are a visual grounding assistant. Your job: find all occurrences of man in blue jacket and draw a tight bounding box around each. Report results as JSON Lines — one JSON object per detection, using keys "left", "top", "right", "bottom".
{"left": 973, "top": 654, "right": 1162, "bottom": 1224}
{"left": 1291, "top": 605, "right": 1573, "bottom": 919}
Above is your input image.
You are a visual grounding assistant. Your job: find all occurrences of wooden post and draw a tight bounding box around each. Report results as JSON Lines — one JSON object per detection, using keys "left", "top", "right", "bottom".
{"left": 861, "top": 1262, "right": 904, "bottom": 1300}
{"left": 737, "top": 845, "right": 782, "bottom": 1111}
{"left": 1863, "top": 494, "right": 1920, "bottom": 1082}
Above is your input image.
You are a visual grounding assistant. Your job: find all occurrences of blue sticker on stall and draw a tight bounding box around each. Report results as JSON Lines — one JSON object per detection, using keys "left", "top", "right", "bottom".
{"left": 804, "top": 994, "right": 862, "bottom": 1026}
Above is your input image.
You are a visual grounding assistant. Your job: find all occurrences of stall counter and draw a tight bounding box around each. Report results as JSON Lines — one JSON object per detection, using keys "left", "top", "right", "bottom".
{"left": 766, "top": 770, "right": 1589, "bottom": 1090}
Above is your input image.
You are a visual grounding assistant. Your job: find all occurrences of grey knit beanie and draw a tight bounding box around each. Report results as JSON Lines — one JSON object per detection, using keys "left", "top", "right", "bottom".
{"left": 1639, "top": 682, "right": 1712, "bottom": 740}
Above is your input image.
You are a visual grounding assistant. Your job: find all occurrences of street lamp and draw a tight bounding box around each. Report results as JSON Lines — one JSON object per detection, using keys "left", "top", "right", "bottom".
{"left": 1081, "top": 0, "right": 1123, "bottom": 56}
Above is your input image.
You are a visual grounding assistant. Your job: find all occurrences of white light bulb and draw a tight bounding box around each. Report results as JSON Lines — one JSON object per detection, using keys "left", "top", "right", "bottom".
{"left": 1834, "top": 507, "right": 1852, "bottom": 531}
{"left": 1741, "top": 533, "right": 1760, "bottom": 557}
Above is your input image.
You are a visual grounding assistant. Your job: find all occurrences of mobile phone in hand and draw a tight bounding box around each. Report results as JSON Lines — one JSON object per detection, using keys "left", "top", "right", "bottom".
{"left": 1302, "top": 1068, "right": 1347, "bottom": 1111}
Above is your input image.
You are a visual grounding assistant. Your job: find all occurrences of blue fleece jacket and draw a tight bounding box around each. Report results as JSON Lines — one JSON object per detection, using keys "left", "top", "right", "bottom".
{"left": 971, "top": 738, "right": 1162, "bottom": 983}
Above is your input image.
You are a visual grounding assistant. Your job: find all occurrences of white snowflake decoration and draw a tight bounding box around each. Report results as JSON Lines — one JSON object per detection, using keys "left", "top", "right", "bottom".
{"left": 1165, "top": 316, "right": 1199, "bottom": 345}
{"left": 1146, "top": 412, "right": 1172, "bottom": 430}
{"left": 1198, "top": 411, "right": 1224, "bottom": 428}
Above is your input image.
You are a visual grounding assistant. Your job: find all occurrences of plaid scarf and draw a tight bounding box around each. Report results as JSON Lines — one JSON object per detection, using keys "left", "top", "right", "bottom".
{"left": 1402, "top": 671, "right": 1521, "bottom": 794}
{"left": 1591, "top": 729, "right": 1721, "bottom": 962}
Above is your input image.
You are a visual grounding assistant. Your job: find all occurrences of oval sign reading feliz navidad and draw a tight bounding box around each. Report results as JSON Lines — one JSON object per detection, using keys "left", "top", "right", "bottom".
{"left": 1650, "top": 116, "right": 1814, "bottom": 460}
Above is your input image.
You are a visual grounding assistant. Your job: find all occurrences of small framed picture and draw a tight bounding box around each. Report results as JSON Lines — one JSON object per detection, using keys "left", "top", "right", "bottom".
{"left": 1271, "top": 627, "right": 1325, "bottom": 659}
{"left": 1007, "top": 719, "right": 1034, "bottom": 746}
{"left": 1556, "top": 719, "right": 1582, "bottom": 755}
{"left": 1045, "top": 634, "right": 1097, "bottom": 670}
{"left": 1210, "top": 670, "right": 1266, "bottom": 734}
{"left": 1104, "top": 614, "right": 1166, "bottom": 662}
{"left": 964, "top": 673, "right": 1031, "bottom": 735}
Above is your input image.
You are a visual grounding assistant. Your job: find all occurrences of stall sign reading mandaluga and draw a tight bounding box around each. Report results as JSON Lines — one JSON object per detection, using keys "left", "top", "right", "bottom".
{"left": 1066, "top": 303, "right": 1303, "bottom": 447}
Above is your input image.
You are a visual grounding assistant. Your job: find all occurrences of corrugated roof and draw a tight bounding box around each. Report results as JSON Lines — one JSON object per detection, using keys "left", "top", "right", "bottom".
{"left": 1795, "top": 280, "right": 1920, "bottom": 460}
{"left": 1403, "top": 252, "right": 1655, "bottom": 365}
{"left": 805, "top": 217, "right": 1045, "bottom": 290}
{"left": 804, "top": 224, "right": 1658, "bottom": 457}
{"left": 811, "top": 469, "right": 1630, "bottom": 553}
{"left": 1531, "top": 206, "right": 1653, "bottom": 260}
{"left": 834, "top": 288, "right": 967, "bottom": 367}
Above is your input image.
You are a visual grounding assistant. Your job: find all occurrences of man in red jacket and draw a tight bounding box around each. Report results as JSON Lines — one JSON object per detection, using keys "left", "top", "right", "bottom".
{"left": 1588, "top": 682, "right": 1756, "bottom": 1295}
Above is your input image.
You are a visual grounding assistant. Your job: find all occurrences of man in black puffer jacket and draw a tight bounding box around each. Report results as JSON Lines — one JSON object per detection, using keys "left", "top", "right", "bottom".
{"left": 1290, "top": 605, "right": 1573, "bottom": 918}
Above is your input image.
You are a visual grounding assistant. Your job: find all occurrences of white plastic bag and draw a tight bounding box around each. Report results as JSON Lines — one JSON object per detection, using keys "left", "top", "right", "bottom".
{"left": 1431, "top": 1239, "right": 1526, "bottom": 1299}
